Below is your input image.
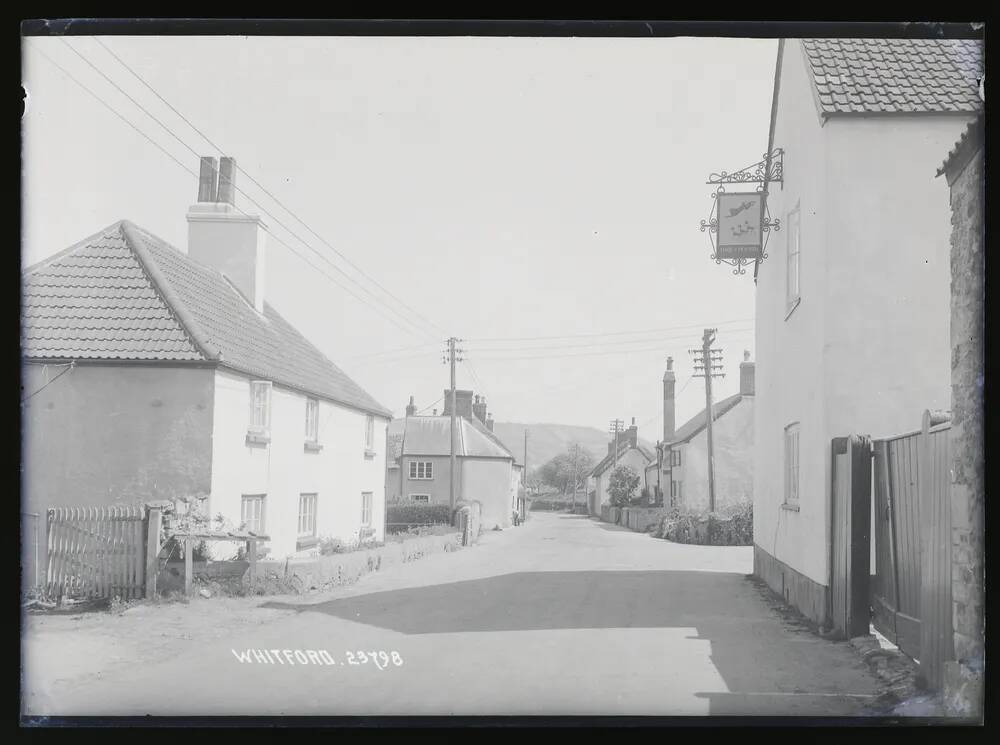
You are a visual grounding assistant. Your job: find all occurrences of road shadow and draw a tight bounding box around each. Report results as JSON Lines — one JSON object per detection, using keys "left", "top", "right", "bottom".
{"left": 261, "top": 569, "right": 880, "bottom": 716}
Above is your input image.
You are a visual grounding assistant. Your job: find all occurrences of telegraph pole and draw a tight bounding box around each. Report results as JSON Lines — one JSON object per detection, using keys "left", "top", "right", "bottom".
{"left": 442, "top": 337, "right": 464, "bottom": 510}
{"left": 691, "top": 329, "right": 725, "bottom": 512}
{"left": 609, "top": 419, "right": 624, "bottom": 470}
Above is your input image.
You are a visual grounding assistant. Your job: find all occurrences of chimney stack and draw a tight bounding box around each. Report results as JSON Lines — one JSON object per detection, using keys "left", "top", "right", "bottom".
{"left": 472, "top": 394, "right": 488, "bottom": 424}
{"left": 405, "top": 395, "right": 417, "bottom": 417}
{"left": 432, "top": 408, "right": 438, "bottom": 416}
{"left": 663, "top": 356, "right": 676, "bottom": 443}
{"left": 740, "top": 350, "right": 755, "bottom": 396}
{"left": 442, "top": 389, "right": 474, "bottom": 419}
{"left": 485, "top": 414, "right": 495, "bottom": 432}
{"left": 187, "top": 156, "right": 268, "bottom": 314}
{"left": 626, "top": 417, "right": 638, "bottom": 447}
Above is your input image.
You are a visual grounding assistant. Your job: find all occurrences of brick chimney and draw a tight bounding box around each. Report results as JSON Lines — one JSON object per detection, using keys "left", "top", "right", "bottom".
{"left": 442, "top": 389, "right": 474, "bottom": 419}
{"left": 187, "top": 156, "right": 268, "bottom": 314}
{"left": 405, "top": 395, "right": 417, "bottom": 417}
{"left": 472, "top": 395, "right": 488, "bottom": 424}
{"left": 485, "top": 414, "right": 495, "bottom": 432}
{"left": 663, "top": 356, "right": 676, "bottom": 443}
{"left": 740, "top": 350, "right": 755, "bottom": 396}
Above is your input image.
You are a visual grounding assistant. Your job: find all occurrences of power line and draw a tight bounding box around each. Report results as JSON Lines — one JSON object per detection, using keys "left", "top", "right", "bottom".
{"left": 464, "top": 317, "right": 754, "bottom": 343}
{"left": 89, "top": 36, "right": 448, "bottom": 339}
{"left": 466, "top": 331, "right": 754, "bottom": 362}
{"left": 21, "top": 362, "right": 75, "bottom": 403}
{"left": 56, "top": 38, "right": 439, "bottom": 342}
{"left": 30, "top": 40, "right": 434, "bottom": 342}
{"left": 464, "top": 326, "right": 754, "bottom": 353}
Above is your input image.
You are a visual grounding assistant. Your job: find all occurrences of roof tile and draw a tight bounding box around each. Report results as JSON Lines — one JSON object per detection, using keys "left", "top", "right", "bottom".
{"left": 801, "top": 38, "right": 982, "bottom": 116}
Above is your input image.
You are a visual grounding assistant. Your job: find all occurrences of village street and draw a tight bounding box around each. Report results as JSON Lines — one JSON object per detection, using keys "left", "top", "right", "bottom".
{"left": 23, "top": 512, "right": 883, "bottom": 718}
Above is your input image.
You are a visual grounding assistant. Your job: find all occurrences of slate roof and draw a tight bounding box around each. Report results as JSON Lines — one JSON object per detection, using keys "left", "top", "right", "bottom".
{"left": 668, "top": 392, "right": 746, "bottom": 447}
{"left": 401, "top": 415, "right": 515, "bottom": 460}
{"left": 801, "top": 38, "right": 983, "bottom": 116}
{"left": 22, "top": 220, "right": 392, "bottom": 418}
{"left": 590, "top": 441, "right": 656, "bottom": 478}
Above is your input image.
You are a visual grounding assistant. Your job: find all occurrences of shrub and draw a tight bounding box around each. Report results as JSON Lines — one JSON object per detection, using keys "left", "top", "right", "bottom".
{"left": 608, "top": 466, "right": 640, "bottom": 507}
{"left": 386, "top": 503, "right": 453, "bottom": 528}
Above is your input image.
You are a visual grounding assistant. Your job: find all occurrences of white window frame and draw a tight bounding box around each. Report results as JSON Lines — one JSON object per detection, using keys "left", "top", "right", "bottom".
{"left": 409, "top": 494, "right": 430, "bottom": 503}
{"left": 670, "top": 449, "right": 681, "bottom": 467}
{"left": 784, "top": 423, "right": 800, "bottom": 506}
{"left": 361, "top": 491, "right": 373, "bottom": 526}
{"left": 786, "top": 204, "right": 801, "bottom": 313}
{"left": 297, "top": 493, "right": 317, "bottom": 539}
{"left": 364, "top": 414, "right": 375, "bottom": 451}
{"left": 305, "top": 398, "right": 319, "bottom": 443}
{"left": 241, "top": 494, "right": 266, "bottom": 534}
{"left": 248, "top": 380, "right": 272, "bottom": 434}
{"left": 408, "top": 461, "right": 434, "bottom": 480}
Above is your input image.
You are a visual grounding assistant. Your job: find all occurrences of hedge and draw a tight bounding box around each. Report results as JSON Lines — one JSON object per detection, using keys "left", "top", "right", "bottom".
{"left": 386, "top": 503, "right": 453, "bottom": 526}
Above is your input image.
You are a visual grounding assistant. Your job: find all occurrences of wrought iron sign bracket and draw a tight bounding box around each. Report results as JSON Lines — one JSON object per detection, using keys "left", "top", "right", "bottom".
{"left": 699, "top": 149, "right": 782, "bottom": 275}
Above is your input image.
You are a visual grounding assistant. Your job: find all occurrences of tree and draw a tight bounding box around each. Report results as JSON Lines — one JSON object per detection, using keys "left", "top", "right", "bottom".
{"left": 537, "top": 443, "right": 595, "bottom": 495}
{"left": 608, "top": 465, "right": 640, "bottom": 507}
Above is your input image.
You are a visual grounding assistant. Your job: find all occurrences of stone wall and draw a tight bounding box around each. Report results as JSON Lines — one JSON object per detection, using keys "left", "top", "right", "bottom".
{"left": 943, "top": 143, "right": 984, "bottom": 718}
{"left": 620, "top": 507, "right": 670, "bottom": 532}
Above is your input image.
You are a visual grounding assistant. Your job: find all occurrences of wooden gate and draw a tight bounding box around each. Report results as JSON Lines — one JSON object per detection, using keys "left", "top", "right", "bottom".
{"left": 46, "top": 505, "right": 148, "bottom": 600}
{"left": 870, "top": 411, "right": 953, "bottom": 687}
{"left": 829, "top": 435, "right": 872, "bottom": 639}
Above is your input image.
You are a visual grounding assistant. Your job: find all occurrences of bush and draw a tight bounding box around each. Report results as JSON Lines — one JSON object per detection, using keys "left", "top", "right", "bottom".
{"left": 657, "top": 501, "right": 752, "bottom": 546}
{"left": 386, "top": 503, "right": 453, "bottom": 528}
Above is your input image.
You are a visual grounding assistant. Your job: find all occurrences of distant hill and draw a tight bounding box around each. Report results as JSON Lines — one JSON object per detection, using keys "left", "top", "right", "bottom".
{"left": 491, "top": 422, "right": 656, "bottom": 474}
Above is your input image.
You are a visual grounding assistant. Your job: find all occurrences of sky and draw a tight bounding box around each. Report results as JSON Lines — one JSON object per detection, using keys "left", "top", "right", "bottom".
{"left": 22, "top": 35, "right": 777, "bottom": 434}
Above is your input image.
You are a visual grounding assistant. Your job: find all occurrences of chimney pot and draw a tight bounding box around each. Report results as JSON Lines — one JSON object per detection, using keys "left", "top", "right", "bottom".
{"left": 217, "top": 157, "right": 237, "bottom": 206}
{"left": 198, "top": 157, "right": 219, "bottom": 202}
{"left": 405, "top": 395, "right": 417, "bottom": 417}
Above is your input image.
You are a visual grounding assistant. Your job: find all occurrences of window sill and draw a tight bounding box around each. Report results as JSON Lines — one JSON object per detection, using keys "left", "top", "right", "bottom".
{"left": 781, "top": 502, "right": 801, "bottom": 512}
{"left": 304, "top": 441, "right": 324, "bottom": 453}
{"left": 246, "top": 431, "right": 270, "bottom": 447}
{"left": 785, "top": 296, "right": 801, "bottom": 321}
{"left": 296, "top": 536, "right": 319, "bottom": 551}
{"left": 364, "top": 449, "right": 377, "bottom": 460}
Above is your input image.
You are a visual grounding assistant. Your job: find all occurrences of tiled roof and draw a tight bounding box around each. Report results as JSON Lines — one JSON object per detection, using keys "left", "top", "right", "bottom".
{"left": 590, "top": 442, "right": 656, "bottom": 478}
{"left": 668, "top": 392, "right": 745, "bottom": 447}
{"left": 937, "top": 113, "right": 985, "bottom": 179}
{"left": 801, "top": 38, "right": 983, "bottom": 116}
{"left": 401, "top": 415, "right": 514, "bottom": 459}
{"left": 22, "top": 220, "right": 392, "bottom": 418}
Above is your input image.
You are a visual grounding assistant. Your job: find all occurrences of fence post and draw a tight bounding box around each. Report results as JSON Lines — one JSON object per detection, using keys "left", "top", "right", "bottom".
{"left": 184, "top": 538, "right": 193, "bottom": 597}
{"left": 145, "top": 507, "right": 162, "bottom": 600}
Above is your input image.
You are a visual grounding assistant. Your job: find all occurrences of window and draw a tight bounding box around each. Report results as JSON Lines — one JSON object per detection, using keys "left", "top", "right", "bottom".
{"left": 241, "top": 495, "right": 266, "bottom": 533}
{"left": 784, "top": 423, "right": 800, "bottom": 505}
{"left": 298, "top": 493, "right": 317, "bottom": 538}
{"left": 671, "top": 481, "right": 683, "bottom": 500}
{"left": 670, "top": 449, "right": 681, "bottom": 467}
{"left": 364, "top": 414, "right": 375, "bottom": 451}
{"left": 408, "top": 461, "right": 434, "bottom": 480}
{"left": 409, "top": 494, "right": 430, "bottom": 503}
{"left": 248, "top": 381, "right": 272, "bottom": 434}
{"left": 361, "top": 492, "right": 373, "bottom": 526}
{"left": 305, "top": 398, "right": 319, "bottom": 443}
{"left": 786, "top": 205, "right": 801, "bottom": 312}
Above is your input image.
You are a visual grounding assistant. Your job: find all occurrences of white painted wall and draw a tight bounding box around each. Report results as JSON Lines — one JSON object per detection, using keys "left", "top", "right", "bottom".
{"left": 208, "top": 368, "right": 388, "bottom": 558}
{"left": 754, "top": 39, "right": 974, "bottom": 588}
{"left": 461, "top": 457, "right": 513, "bottom": 530}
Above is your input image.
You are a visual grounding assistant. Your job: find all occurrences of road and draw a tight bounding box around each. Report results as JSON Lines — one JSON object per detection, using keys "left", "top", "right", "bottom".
{"left": 23, "top": 511, "right": 882, "bottom": 717}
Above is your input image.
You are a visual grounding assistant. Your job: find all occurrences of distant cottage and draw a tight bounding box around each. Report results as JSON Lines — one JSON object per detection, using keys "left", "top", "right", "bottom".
{"left": 387, "top": 391, "right": 523, "bottom": 530}
{"left": 21, "top": 156, "right": 392, "bottom": 559}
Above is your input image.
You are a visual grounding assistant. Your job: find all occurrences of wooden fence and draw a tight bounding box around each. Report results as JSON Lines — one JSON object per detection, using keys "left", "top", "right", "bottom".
{"left": 46, "top": 505, "right": 149, "bottom": 600}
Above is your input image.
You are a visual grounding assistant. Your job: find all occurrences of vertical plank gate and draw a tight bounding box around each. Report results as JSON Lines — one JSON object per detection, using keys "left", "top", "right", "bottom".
{"left": 870, "top": 411, "right": 953, "bottom": 687}
{"left": 829, "top": 435, "right": 872, "bottom": 638}
{"left": 46, "top": 505, "right": 148, "bottom": 601}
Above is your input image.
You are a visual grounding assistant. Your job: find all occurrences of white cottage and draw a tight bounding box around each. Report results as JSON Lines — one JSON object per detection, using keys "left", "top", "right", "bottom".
{"left": 752, "top": 39, "right": 982, "bottom": 623}
{"left": 21, "top": 156, "right": 393, "bottom": 560}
